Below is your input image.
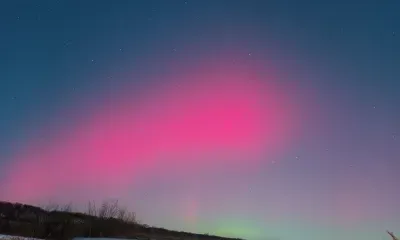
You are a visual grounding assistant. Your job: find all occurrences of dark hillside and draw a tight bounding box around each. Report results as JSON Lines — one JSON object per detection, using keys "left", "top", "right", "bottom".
{"left": 0, "top": 201, "right": 244, "bottom": 240}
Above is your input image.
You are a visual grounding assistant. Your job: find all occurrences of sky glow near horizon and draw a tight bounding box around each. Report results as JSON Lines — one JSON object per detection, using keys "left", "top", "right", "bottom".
{"left": 0, "top": 1, "right": 399, "bottom": 240}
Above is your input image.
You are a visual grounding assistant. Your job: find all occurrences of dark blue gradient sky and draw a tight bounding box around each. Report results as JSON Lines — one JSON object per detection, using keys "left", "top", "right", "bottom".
{"left": 1, "top": 1, "right": 399, "bottom": 240}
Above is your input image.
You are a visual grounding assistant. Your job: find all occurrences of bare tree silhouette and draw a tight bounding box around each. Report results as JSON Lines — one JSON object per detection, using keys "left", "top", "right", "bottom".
{"left": 387, "top": 231, "right": 398, "bottom": 240}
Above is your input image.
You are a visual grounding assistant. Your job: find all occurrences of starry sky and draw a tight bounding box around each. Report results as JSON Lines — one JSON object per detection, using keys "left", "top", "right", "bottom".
{"left": 0, "top": 1, "right": 399, "bottom": 240}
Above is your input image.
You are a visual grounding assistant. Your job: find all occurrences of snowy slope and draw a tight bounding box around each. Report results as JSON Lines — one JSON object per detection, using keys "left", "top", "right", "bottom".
{"left": 0, "top": 235, "right": 137, "bottom": 240}
{"left": 0, "top": 235, "right": 42, "bottom": 240}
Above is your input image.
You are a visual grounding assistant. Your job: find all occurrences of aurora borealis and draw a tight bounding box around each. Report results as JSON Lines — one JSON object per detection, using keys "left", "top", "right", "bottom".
{"left": 1, "top": 1, "right": 399, "bottom": 240}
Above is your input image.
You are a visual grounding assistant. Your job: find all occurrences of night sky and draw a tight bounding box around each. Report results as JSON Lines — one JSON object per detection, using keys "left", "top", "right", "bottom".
{"left": 1, "top": 1, "right": 399, "bottom": 240}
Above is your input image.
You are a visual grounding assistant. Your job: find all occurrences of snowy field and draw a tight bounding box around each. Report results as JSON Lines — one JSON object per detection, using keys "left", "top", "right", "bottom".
{"left": 0, "top": 235, "right": 137, "bottom": 240}
{"left": 0, "top": 235, "right": 42, "bottom": 240}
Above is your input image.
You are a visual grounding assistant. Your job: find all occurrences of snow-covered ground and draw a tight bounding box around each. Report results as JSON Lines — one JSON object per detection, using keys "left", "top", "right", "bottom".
{"left": 73, "top": 238, "right": 138, "bottom": 240}
{"left": 0, "top": 235, "right": 42, "bottom": 240}
{"left": 0, "top": 235, "right": 137, "bottom": 240}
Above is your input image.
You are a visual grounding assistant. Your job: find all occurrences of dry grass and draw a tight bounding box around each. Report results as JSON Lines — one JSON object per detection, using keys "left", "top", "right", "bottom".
{"left": 40, "top": 200, "right": 137, "bottom": 224}
{"left": 86, "top": 200, "right": 137, "bottom": 223}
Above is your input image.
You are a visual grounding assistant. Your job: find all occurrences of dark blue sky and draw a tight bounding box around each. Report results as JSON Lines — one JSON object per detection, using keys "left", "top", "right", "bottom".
{"left": 1, "top": 1, "right": 399, "bottom": 240}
